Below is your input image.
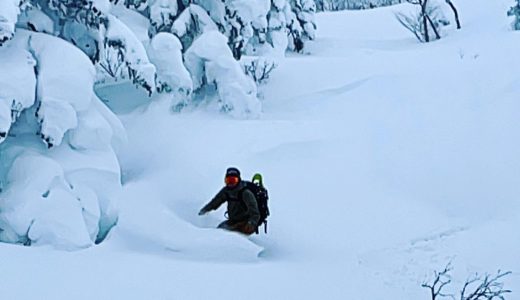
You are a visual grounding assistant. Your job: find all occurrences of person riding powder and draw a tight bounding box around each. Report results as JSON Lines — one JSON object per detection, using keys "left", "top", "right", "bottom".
{"left": 198, "top": 167, "right": 260, "bottom": 235}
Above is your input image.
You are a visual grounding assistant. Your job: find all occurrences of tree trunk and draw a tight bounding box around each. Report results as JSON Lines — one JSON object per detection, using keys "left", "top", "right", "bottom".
{"left": 421, "top": 0, "right": 429, "bottom": 42}
{"left": 446, "top": 0, "right": 461, "bottom": 29}
{"left": 426, "top": 15, "right": 441, "bottom": 40}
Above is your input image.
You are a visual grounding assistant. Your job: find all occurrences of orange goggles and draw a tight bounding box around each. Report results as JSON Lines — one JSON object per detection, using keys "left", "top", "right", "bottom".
{"left": 225, "top": 176, "right": 240, "bottom": 186}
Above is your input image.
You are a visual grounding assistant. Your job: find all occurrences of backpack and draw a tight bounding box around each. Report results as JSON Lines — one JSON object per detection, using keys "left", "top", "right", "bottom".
{"left": 241, "top": 173, "right": 270, "bottom": 234}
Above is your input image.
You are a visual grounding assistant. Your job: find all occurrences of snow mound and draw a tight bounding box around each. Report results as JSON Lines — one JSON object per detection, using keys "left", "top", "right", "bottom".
{"left": 0, "top": 151, "right": 93, "bottom": 249}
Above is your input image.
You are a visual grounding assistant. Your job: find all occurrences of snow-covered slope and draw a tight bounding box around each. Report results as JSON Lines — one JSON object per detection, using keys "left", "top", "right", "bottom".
{"left": 0, "top": 0, "right": 519, "bottom": 298}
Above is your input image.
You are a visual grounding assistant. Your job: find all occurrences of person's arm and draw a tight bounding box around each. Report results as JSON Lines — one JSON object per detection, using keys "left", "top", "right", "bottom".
{"left": 199, "top": 188, "right": 226, "bottom": 215}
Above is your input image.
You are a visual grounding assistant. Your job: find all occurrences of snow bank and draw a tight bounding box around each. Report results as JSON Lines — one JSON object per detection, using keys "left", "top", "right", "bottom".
{"left": 185, "top": 31, "right": 261, "bottom": 118}
{"left": 0, "top": 150, "right": 93, "bottom": 249}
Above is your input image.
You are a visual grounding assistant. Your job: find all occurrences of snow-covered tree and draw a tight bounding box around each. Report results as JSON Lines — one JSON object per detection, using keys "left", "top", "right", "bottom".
{"left": 267, "top": 0, "right": 302, "bottom": 53}
{"left": 290, "top": 0, "right": 316, "bottom": 42}
{"left": 185, "top": 31, "right": 261, "bottom": 118}
{"left": 115, "top": 0, "right": 271, "bottom": 107}
{"left": 149, "top": 0, "right": 179, "bottom": 32}
{"left": 171, "top": 4, "right": 218, "bottom": 49}
{"left": 0, "top": 29, "right": 123, "bottom": 249}
{"left": 101, "top": 14, "right": 156, "bottom": 93}
{"left": 14, "top": 0, "right": 156, "bottom": 94}
{"left": 190, "top": 0, "right": 270, "bottom": 59}
{"left": 147, "top": 32, "right": 192, "bottom": 110}
{"left": 0, "top": 1, "right": 136, "bottom": 249}
{"left": 508, "top": 0, "right": 520, "bottom": 31}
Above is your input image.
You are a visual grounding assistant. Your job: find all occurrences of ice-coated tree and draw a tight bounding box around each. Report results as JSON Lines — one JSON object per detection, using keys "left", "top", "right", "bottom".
{"left": 508, "top": 0, "right": 520, "bottom": 31}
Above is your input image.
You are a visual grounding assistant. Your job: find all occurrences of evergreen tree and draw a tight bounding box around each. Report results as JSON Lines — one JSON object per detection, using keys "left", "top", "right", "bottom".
{"left": 291, "top": 0, "right": 316, "bottom": 42}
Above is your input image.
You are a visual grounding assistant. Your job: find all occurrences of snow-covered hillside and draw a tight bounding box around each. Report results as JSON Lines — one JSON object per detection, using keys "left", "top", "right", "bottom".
{"left": 0, "top": 0, "right": 519, "bottom": 299}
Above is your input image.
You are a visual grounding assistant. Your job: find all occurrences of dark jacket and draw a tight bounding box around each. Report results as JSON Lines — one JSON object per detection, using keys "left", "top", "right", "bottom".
{"left": 201, "top": 181, "right": 260, "bottom": 225}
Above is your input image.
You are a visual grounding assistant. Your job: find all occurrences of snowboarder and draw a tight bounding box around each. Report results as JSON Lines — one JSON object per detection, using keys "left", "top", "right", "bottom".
{"left": 198, "top": 167, "right": 260, "bottom": 235}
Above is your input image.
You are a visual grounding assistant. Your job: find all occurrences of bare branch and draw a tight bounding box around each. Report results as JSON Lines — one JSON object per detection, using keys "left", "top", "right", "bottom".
{"left": 422, "top": 262, "right": 455, "bottom": 300}
{"left": 425, "top": 14, "right": 441, "bottom": 39}
{"left": 460, "top": 270, "right": 512, "bottom": 300}
{"left": 243, "top": 59, "right": 278, "bottom": 85}
{"left": 445, "top": 0, "right": 461, "bottom": 29}
{"left": 395, "top": 12, "right": 424, "bottom": 42}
